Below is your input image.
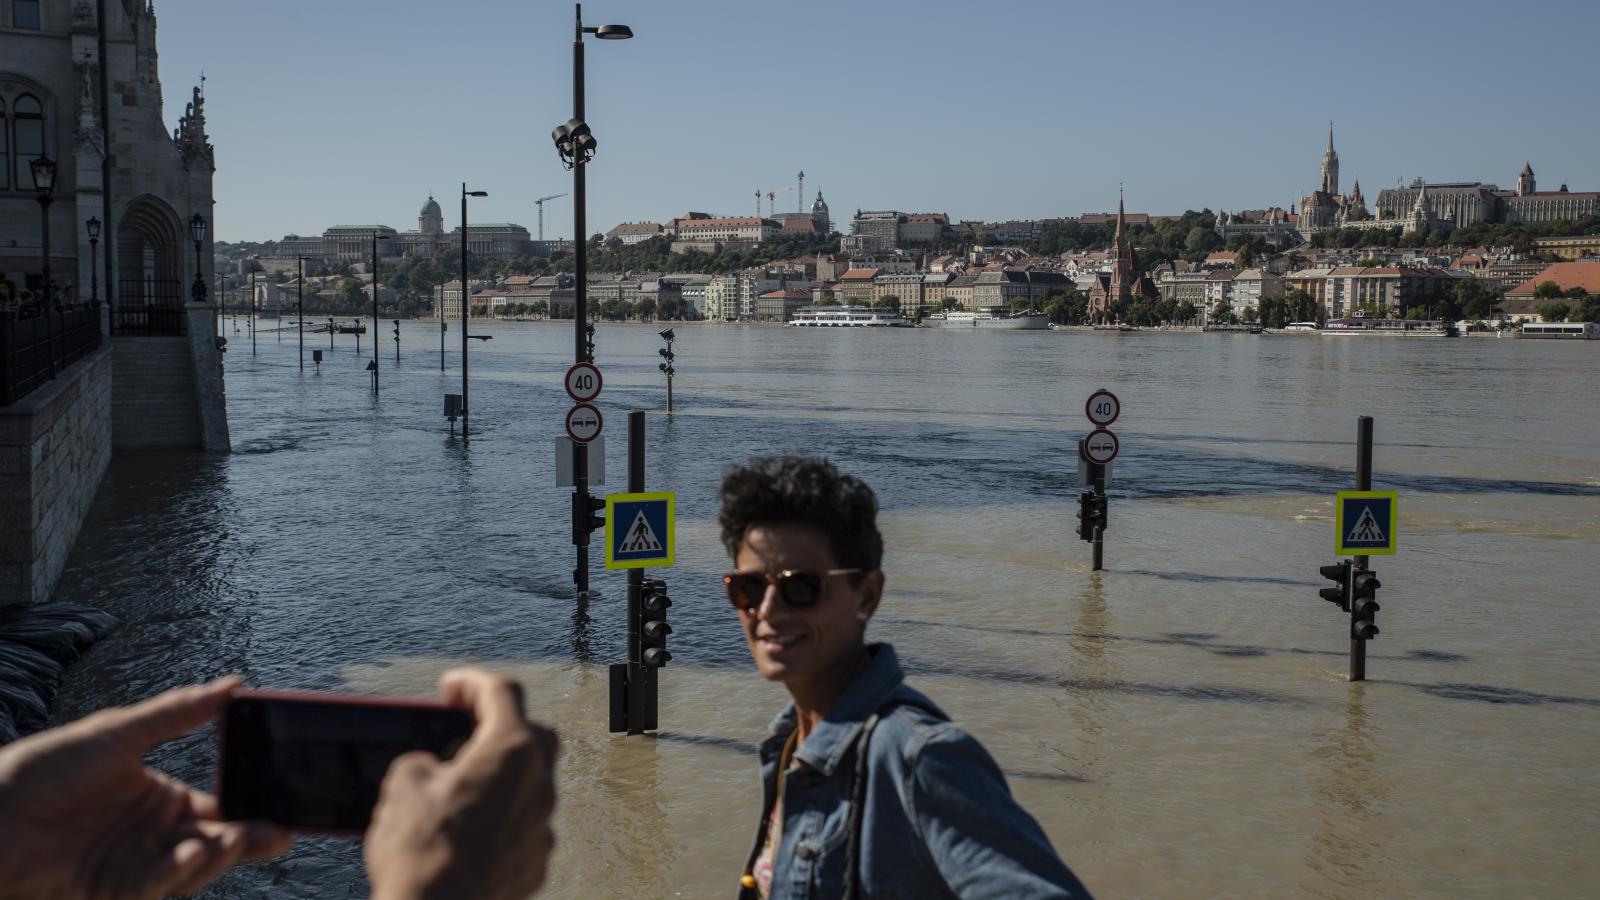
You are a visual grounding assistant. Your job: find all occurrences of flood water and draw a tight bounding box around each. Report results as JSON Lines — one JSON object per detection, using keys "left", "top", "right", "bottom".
{"left": 50, "top": 320, "right": 1600, "bottom": 898}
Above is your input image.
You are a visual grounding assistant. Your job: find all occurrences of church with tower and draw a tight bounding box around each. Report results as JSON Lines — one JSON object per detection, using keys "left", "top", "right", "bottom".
{"left": 1088, "top": 189, "right": 1159, "bottom": 322}
{"left": 1297, "top": 124, "right": 1374, "bottom": 237}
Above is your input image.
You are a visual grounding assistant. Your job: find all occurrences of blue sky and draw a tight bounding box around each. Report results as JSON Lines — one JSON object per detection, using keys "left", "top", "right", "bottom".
{"left": 154, "top": 0, "right": 1600, "bottom": 242}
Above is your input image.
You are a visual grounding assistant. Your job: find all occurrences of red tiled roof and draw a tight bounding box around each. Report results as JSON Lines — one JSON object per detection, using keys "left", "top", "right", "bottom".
{"left": 840, "top": 268, "right": 880, "bottom": 280}
{"left": 1506, "top": 261, "right": 1600, "bottom": 296}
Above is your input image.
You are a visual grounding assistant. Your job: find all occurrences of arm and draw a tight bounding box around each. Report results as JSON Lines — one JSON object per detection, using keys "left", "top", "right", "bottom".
{"left": 907, "top": 725, "right": 1091, "bottom": 899}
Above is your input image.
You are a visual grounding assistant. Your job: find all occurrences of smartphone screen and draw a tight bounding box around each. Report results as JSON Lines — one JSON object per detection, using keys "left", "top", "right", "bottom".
{"left": 219, "top": 689, "right": 474, "bottom": 834}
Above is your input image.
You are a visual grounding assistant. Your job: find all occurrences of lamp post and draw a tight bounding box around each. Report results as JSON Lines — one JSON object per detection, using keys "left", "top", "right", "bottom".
{"left": 86, "top": 217, "right": 100, "bottom": 304}
{"left": 249, "top": 266, "right": 257, "bottom": 355}
{"left": 555, "top": 3, "right": 631, "bottom": 598}
{"left": 30, "top": 156, "right": 57, "bottom": 308}
{"left": 460, "top": 185, "right": 487, "bottom": 439}
{"left": 297, "top": 256, "right": 310, "bottom": 370}
{"left": 189, "top": 213, "right": 208, "bottom": 313}
{"left": 371, "top": 231, "right": 391, "bottom": 394}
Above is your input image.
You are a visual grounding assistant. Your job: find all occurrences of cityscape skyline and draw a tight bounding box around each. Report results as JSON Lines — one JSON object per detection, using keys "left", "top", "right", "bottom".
{"left": 148, "top": 0, "right": 1600, "bottom": 242}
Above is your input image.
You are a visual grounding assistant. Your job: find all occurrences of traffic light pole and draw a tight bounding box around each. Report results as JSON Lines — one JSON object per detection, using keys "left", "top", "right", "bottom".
{"left": 626, "top": 410, "right": 651, "bottom": 734}
{"left": 1091, "top": 466, "right": 1106, "bottom": 572}
{"left": 1351, "top": 416, "right": 1374, "bottom": 681}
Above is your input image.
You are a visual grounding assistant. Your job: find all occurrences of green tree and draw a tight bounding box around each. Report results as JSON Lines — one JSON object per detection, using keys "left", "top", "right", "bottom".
{"left": 636, "top": 298, "right": 657, "bottom": 320}
{"left": 874, "top": 295, "right": 901, "bottom": 313}
{"left": 1042, "top": 290, "right": 1088, "bottom": 325}
{"left": 1184, "top": 226, "right": 1220, "bottom": 260}
{"left": 1533, "top": 280, "right": 1565, "bottom": 300}
{"left": 1537, "top": 301, "right": 1571, "bottom": 322}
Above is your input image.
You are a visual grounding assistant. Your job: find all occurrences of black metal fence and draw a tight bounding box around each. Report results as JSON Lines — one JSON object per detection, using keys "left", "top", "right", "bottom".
{"left": 114, "top": 279, "right": 187, "bottom": 336}
{"left": 1, "top": 304, "right": 105, "bottom": 406}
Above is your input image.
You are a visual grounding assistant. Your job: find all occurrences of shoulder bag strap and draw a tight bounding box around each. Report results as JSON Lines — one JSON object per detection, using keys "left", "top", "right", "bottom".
{"left": 842, "top": 712, "right": 881, "bottom": 900}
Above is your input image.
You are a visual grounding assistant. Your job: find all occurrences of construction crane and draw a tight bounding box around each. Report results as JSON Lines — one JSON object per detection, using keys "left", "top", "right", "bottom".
{"left": 760, "top": 185, "right": 796, "bottom": 218}
{"left": 534, "top": 193, "right": 568, "bottom": 242}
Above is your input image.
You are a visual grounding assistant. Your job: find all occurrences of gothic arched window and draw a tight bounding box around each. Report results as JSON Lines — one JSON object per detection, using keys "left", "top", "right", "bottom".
{"left": 11, "top": 94, "right": 45, "bottom": 190}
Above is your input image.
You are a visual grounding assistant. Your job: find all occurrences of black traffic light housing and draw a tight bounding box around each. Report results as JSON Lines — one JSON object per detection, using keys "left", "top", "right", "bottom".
{"left": 641, "top": 579, "right": 672, "bottom": 668}
{"left": 393, "top": 320, "right": 400, "bottom": 341}
{"left": 1351, "top": 569, "right": 1380, "bottom": 640}
{"left": 1076, "top": 491, "right": 1095, "bottom": 541}
{"left": 1319, "top": 561, "right": 1352, "bottom": 611}
{"left": 571, "top": 493, "right": 605, "bottom": 544}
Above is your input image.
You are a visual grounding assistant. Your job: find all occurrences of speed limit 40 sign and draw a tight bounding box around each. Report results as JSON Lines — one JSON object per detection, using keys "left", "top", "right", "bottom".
{"left": 565, "top": 362, "right": 603, "bottom": 402}
{"left": 1085, "top": 389, "right": 1120, "bottom": 427}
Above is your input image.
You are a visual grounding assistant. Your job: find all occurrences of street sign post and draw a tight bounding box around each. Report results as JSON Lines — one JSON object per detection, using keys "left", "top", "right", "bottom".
{"left": 555, "top": 436, "right": 605, "bottom": 486}
{"left": 565, "top": 362, "right": 603, "bottom": 402}
{"left": 1083, "top": 428, "right": 1120, "bottom": 465}
{"left": 565, "top": 403, "right": 603, "bottom": 444}
{"left": 1085, "top": 389, "right": 1121, "bottom": 427}
{"left": 1335, "top": 490, "right": 1398, "bottom": 556}
{"left": 605, "top": 491, "right": 675, "bottom": 570}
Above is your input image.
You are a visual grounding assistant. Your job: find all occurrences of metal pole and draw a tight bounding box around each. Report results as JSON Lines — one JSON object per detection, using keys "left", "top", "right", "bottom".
{"left": 440, "top": 285, "right": 446, "bottom": 372}
{"left": 461, "top": 187, "right": 470, "bottom": 441}
{"left": 297, "top": 257, "right": 304, "bottom": 370}
{"left": 97, "top": 0, "right": 116, "bottom": 338}
{"left": 1351, "top": 415, "right": 1373, "bottom": 682}
{"left": 571, "top": 4, "right": 591, "bottom": 597}
{"left": 626, "top": 409, "right": 645, "bottom": 734}
{"left": 89, "top": 237, "right": 98, "bottom": 303}
{"left": 371, "top": 234, "right": 380, "bottom": 394}
{"left": 1091, "top": 464, "right": 1105, "bottom": 572}
{"left": 39, "top": 194, "right": 57, "bottom": 375}
{"left": 250, "top": 268, "right": 257, "bottom": 355}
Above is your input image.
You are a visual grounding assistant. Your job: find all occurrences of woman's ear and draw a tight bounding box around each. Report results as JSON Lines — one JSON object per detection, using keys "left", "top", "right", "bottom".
{"left": 857, "top": 570, "right": 884, "bottom": 621}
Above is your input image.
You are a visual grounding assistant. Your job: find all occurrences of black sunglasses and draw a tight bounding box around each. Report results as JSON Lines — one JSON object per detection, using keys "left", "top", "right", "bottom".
{"left": 723, "top": 568, "right": 864, "bottom": 611}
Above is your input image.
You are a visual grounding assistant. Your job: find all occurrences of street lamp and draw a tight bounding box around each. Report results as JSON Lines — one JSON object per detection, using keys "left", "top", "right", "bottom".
{"left": 85, "top": 217, "right": 100, "bottom": 305}
{"left": 30, "top": 155, "right": 57, "bottom": 308}
{"left": 556, "top": 3, "right": 631, "bottom": 599}
{"left": 371, "top": 232, "right": 391, "bottom": 394}
{"left": 189, "top": 212, "right": 208, "bottom": 308}
{"left": 296, "top": 256, "right": 312, "bottom": 371}
{"left": 460, "top": 185, "right": 487, "bottom": 440}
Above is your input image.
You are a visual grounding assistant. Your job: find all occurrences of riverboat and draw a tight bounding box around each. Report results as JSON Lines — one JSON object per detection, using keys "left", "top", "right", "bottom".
{"left": 1088, "top": 323, "right": 1139, "bottom": 332}
{"left": 1283, "top": 322, "right": 1319, "bottom": 332}
{"left": 1322, "top": 316, "right": 1456, "bottom": 337}
{"left": 1205, "top": 323, "right": 1263, "bottom": 334}
{"left": 922, "top": 307, "right": 1049, "bottom": 330}
{"left": 1517, "top": 322, "right": 1599, "bottom": 339}
{"left": 786, "top": 306, "right": 907, "bottom": 327}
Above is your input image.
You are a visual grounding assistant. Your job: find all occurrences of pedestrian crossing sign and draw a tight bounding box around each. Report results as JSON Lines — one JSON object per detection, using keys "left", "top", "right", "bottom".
{"left": 1335, "top": 491, "right": 1398, "bottom": 555}
{"left": 605, "top": 491, "right": 675, "bottom": 570}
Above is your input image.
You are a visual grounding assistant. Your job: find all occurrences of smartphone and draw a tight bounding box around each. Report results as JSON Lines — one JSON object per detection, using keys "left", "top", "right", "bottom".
{"left": 218, "top": 687, "right": 475, "bottom": 835}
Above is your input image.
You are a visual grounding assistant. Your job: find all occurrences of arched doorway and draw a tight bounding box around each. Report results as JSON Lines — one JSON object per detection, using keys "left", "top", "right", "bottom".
{"left": 116, "top": 195, "right": 185, "bottom": 334}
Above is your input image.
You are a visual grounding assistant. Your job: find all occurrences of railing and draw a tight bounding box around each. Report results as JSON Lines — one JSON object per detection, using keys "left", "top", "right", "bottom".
{"left": 114, "top": 279, "right": 188, "bottom": 336}
{"left": 1, "top": 303, "right": 105, "bottom": 406}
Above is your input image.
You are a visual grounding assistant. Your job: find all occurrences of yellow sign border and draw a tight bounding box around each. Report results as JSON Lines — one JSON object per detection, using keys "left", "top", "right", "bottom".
{"left": 1335, "top": 490, "right": 1398, "bottom": 555}
{"left": 604, "top": 491, "right": 676, "bottom": 570}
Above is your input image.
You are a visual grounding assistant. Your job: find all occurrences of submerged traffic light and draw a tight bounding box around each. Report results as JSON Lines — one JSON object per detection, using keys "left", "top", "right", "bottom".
{"left": 1351, "top": 569, "right": 1380, "bottom": 640}
{"left": 1319, "top": 561, "right": 1351, "bottom": 610}
{"left": 393, "top": 320, "right": 401, "bottom": 341}
{"left": 571, "top": 493, "right": 605, "bottom": 544}
{"left": 641, "top": 579, "right": 672, "bottom": 667}
{"left": 1076, "top": 491, "right": 1095, "bottom": 541}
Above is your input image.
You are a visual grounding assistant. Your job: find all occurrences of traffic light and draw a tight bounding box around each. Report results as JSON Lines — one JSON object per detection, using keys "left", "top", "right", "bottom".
{"left": 571, "top": 492, "right": 605, "bottom": 543}
{"left": 1351, "top": 569, "right": 1380, "bottom": 640}
{"left": 1319, "top": 561, "right": 1351, "bottom": 610}
{"left": 584, "top": 322, "right": 596, "bottom": 362}
{"left": 1076, "top": 491, "right": 1095, "bottom": 541}
{"left": 640, "top": 579, "right": 672, "bottom": 668}
{"left": 393, "top": 320, "right": 400, "bottom": 341}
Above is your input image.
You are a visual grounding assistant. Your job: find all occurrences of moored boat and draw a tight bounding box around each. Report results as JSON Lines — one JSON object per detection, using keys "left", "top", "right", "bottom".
{"left": 922, "top": 306, "right": 1049, "bottom": 330}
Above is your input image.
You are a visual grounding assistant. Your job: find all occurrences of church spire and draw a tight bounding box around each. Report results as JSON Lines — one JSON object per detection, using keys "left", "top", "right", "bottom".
{"left": 1319, "top": 121, "right": 1339, "bottom": 196}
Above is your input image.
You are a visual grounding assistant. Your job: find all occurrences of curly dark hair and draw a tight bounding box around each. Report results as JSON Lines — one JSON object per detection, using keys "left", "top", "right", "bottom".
{"left": 719, "top": 456, "right": 883, "bottom": 572}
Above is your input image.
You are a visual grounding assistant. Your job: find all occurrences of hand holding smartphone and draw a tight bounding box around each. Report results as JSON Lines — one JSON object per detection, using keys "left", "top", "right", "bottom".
{"left": 218, "top": 688, "right": 476, "bottom": 835}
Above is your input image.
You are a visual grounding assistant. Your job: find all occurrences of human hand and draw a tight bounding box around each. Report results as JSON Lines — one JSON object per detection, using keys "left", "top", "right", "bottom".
{"left": 0, "top": 677, "right": 294, "bottom": 900}
{"left": 364, "top": 668, "right": 560, "bottom": 900}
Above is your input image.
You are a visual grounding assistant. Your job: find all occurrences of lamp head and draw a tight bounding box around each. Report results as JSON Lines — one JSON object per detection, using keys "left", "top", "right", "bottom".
{"left": 468, "top": 190, "right": 488, "bottom": 198}
{"left": 30, "top": 155, "right": 57, "bottom": 196}
{"left": 594, "top": 24, "right": 633, "bottom": 39}
{"left": 86, "top": 217, "right": 101, "bottom": 240}
{"left": 189, "top": 212, "right": 208, "bottom": 244}
{"left": 658, "top": 327, "right": 675, "bottom": 341}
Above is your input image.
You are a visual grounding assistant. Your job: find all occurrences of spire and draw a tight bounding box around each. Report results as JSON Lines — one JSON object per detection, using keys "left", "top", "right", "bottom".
{"left": 1116, "top": 183, "right": 1125, "bottom": 234}
{"left": 1326, "top": 121, "right": 1334, "bottom": 153}
{"left": 1521, "top": 161, "right": 1533, "bottom": 176}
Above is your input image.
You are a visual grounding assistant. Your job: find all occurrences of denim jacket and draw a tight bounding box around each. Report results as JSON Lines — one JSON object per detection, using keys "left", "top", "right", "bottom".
{"left": 738, "top": 643, "right": 1090, "bottom": 899}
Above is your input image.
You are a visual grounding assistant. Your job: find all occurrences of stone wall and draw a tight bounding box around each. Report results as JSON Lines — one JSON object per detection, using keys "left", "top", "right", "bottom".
{"left": 0, "top": 346, "right": 113, "bottom": 607}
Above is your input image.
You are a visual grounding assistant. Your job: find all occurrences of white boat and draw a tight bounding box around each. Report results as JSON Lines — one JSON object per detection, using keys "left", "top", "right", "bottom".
{"left": 1283, "top": 322, "right": 1319, "bottom": 332}
{"left": 786, "top": 306, "right": 907, "bottom": 327}
{"left": 1322, "top": 316, "right": 1456, "bottom": 337}
{"left": 923, "top": 307, "right": 1050, "bottom": 330}
{"left": 1517, "top": 322, "right": 1599, "bottom": 340}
